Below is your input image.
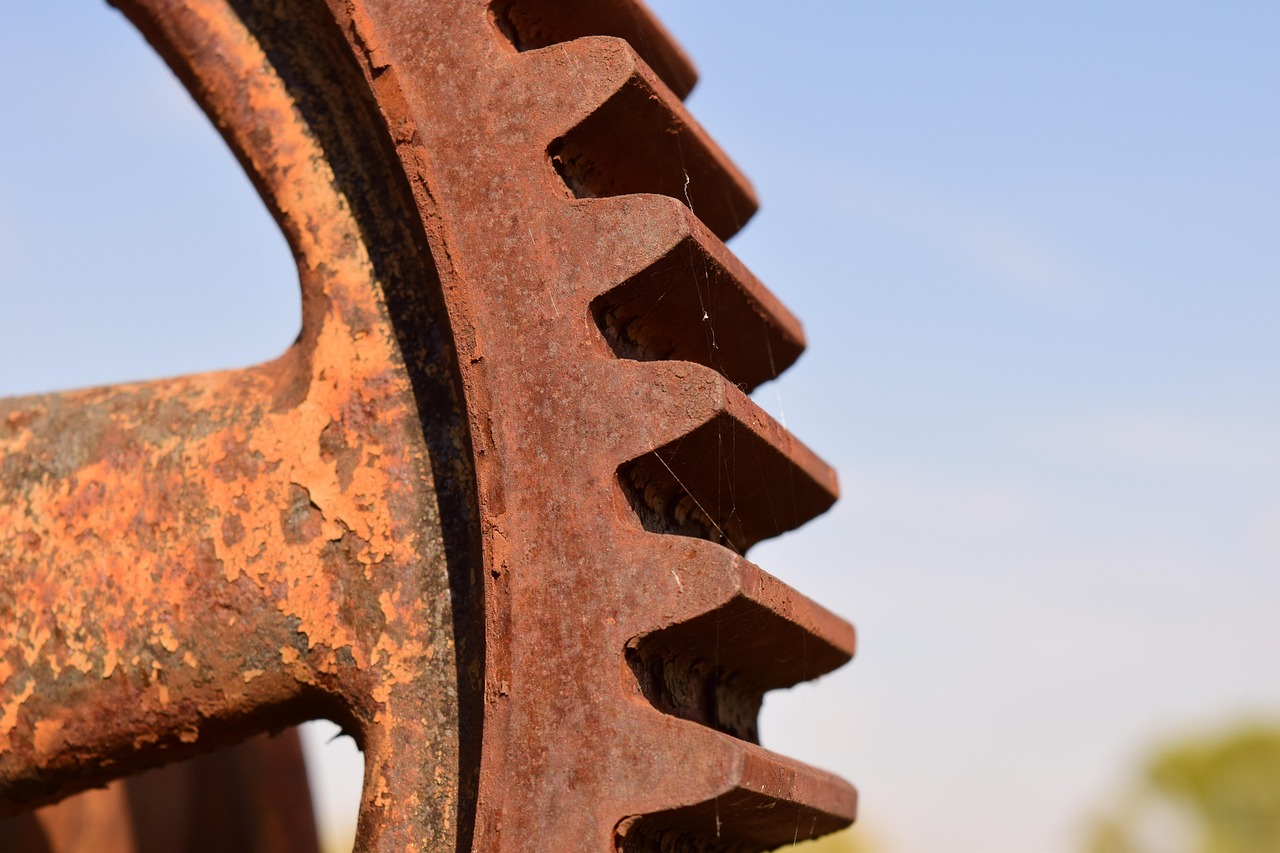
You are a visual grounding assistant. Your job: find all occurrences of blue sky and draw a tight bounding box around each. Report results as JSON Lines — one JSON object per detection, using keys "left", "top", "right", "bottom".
{"left": 2, "top": 3, "right": 1278, "bottom": 851}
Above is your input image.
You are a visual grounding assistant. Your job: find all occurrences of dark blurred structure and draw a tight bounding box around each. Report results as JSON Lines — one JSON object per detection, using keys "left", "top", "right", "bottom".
{"left": 0, "top": 731, "right": 318, "bottom": 853}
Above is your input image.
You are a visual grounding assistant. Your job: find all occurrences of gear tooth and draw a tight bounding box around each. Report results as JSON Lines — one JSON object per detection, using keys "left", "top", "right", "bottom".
{"left": 489, "top": 0, "right": 698, "bottom": 98}
{"left": 515, "top": 34, "right": 755, "bottom": 239}
{"left": 623, "top": 553, "right": 855, "bottom": 697}
{"left": 551, "top": 194, "right": 804, "bottom": 390}
{"left": 609, "top": 363, "right": 839, "bottom": 552}
{"left": 550, "top": 194, "right": 695, "bottom": 299}
{"left": 587, "top": 200, "right": 806, "bottom": 391}
{"left": 502, "top": 36, "right": 642, "bottom": 143}
{"left": 613, "top": 539, "right": 853, "bottom": 740}
{"left": 615, "top": 736, "right": 858, "bottom": 852}
{"left": 582, "top": 359, "right": 729, "bottom": 462}
{"left": 613, "top": 537, "right": 856, "bottom": 675}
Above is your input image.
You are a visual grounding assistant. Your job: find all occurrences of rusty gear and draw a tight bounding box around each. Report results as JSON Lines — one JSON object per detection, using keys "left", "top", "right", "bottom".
{"left": 0, "top": 0, "right": 857, "bottom": 849}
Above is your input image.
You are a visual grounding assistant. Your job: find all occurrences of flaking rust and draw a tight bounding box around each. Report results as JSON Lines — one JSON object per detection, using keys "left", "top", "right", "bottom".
{"left": 1, "top": 0, "right": 856, "bottom": 850}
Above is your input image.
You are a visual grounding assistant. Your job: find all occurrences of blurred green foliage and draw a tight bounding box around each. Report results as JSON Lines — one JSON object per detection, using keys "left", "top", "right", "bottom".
{"left": 1086, "top": 724, "right": 1280, "bottom": 853}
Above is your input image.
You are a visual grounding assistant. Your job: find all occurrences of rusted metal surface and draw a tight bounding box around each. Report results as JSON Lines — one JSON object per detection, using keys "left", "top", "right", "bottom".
{"left": 0, "top": 0, "right": 856, "bottom": 849}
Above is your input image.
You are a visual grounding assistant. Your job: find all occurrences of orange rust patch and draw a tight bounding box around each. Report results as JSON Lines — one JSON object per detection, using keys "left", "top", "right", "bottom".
{"left": 0, "top": 680, "right": 35, "bottom": 746}
{"left": 32, "top": 720, "right": 66, "bottom": 757}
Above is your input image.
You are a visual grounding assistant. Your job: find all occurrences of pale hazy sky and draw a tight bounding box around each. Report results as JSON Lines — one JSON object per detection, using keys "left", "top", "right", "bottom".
{"left": 2, "top": 3, "right": 1278, "bottom": 851}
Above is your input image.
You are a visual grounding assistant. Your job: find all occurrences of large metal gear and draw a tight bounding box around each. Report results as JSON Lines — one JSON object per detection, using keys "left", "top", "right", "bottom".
{"left": 0, "top": 0, "right": 856, "bottom": 849}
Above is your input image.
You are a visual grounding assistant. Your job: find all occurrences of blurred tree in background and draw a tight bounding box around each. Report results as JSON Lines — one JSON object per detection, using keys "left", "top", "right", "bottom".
{"left": 1086, "top": 725, "right": 1280, "bottom": 853}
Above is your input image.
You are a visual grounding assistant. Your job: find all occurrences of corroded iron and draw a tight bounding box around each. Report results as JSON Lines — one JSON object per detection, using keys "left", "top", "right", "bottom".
{"left": 0, "top": 0, "right": 856, "bottom": 849}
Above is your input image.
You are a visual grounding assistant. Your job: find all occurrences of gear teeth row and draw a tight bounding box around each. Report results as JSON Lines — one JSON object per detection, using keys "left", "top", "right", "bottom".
{"left": 515, "top": 36, "right": 757, "bottom": 240}
{"left": 489, "top": 0, "right": 698, "bottom": 99}
{"left": 495, "top": 21, "right": 855, "bottom": 841}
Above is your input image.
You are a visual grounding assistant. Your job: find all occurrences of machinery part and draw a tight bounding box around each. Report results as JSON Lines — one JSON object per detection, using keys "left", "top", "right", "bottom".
{"left": 0, "top": 0, "right": 857, "bottom": 849}
{"left": 0, "top": 730, "right": 319, "bottom": 853}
